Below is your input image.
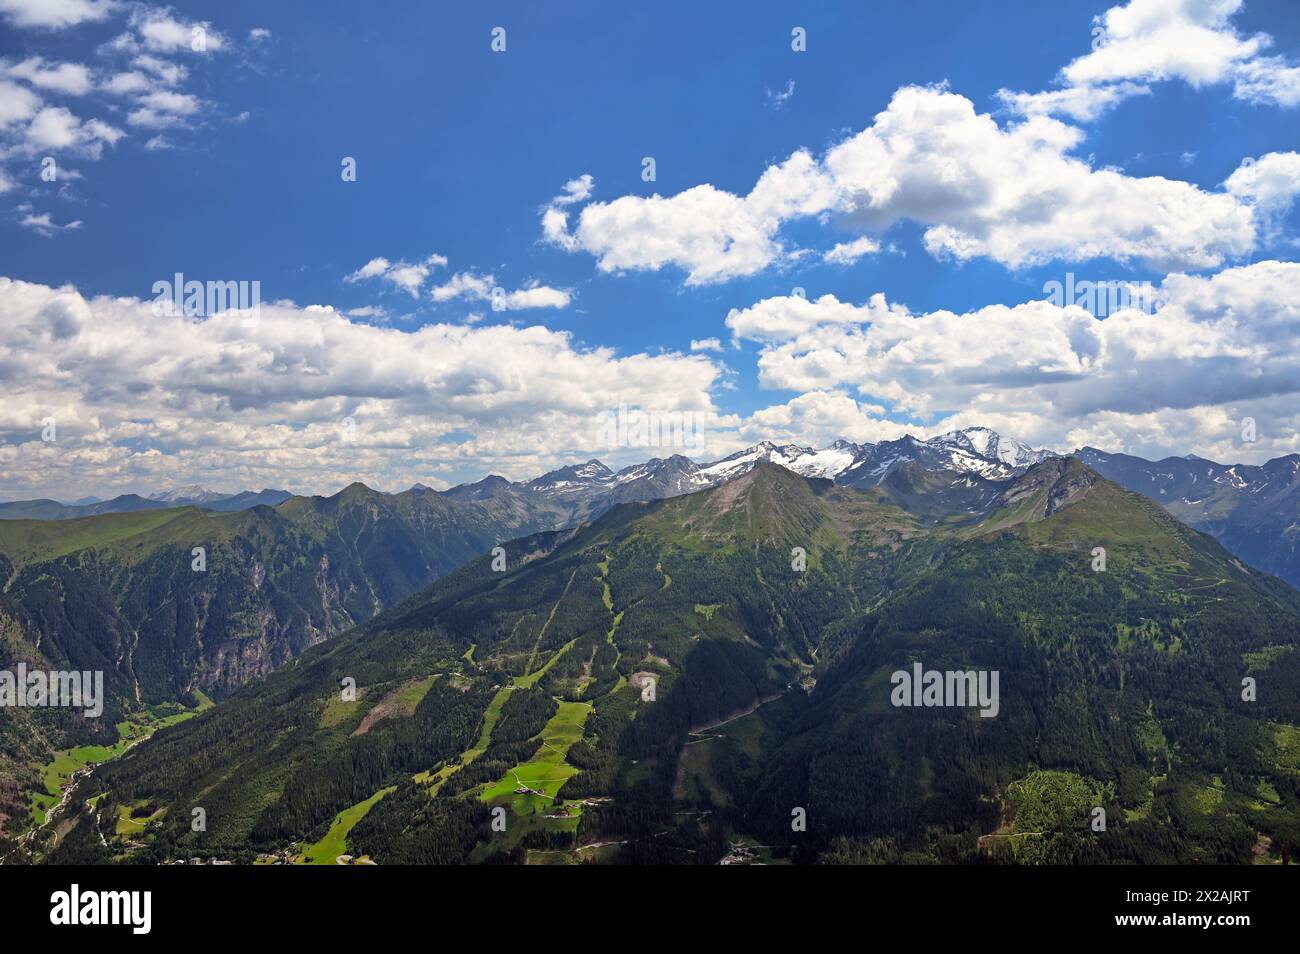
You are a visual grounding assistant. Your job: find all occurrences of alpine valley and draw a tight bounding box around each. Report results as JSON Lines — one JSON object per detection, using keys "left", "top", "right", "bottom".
{"left": 3, "top": 428, "right": 1299, "bottom": 865}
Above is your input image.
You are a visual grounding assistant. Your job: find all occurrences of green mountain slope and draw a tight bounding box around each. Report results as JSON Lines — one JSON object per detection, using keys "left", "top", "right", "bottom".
{"left": 749, "top": 468, "right": 1300, "bottom": 864}
{"left": 1079, "top": 447, "right": 1300, "bottom": 590}
{"left": 0, "top": 483, "right": 567, "bottom": 707}
{"left": 0, "top": 481, "right": 571, "bottom": 843}
{"left": 29, "top": 459, "right": 1300, "bottom": 865}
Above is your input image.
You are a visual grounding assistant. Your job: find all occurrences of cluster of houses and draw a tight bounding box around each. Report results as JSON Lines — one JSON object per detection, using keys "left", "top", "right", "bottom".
{"left": 169, "top": 857, "right": 233, "bottom": 865}
{"left": 718, "top": 841, "right": 761, "bottom": 865}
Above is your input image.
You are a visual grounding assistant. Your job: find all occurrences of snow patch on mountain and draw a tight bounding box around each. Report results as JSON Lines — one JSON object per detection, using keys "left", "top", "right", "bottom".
{"left": 472, "top": 428, "right": 1056, "bottom": 512}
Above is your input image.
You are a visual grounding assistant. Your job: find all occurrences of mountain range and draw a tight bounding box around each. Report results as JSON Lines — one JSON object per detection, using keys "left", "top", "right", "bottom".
{"left": 9, "top": 426, "right": 1294, "bottom": 591}
{"left": 0, "top": 488, "right": 294, "bottom": 520}
{"left": 0, "top": 427, "right": 1045, "bottom": 523}
{"left": 1077, "top": 447, "right": 1300, "bottom": 591}
{"left": 514, "top": 426, "right": 1055, "bottom": 520}
{"left": 23, "top": 456, "right": 1298, "bottom": 865}
{"left": 507, "top": 428, "right": 1300, "bottom": 590}
{"left": 4, "top": 426, "right": 1298, "bottom": 714}
{"left": 4, "top": 427, "right": 1299, "bottom": 863}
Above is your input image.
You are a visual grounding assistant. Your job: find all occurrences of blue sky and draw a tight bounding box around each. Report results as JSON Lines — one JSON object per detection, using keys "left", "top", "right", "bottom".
{"left": 1, "top": 0, "right": 1299, "bottom": 498}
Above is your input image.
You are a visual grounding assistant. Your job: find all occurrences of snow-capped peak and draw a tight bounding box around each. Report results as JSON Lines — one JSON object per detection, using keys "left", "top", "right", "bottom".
{"left": 776, "top": 444, "right": 860, "bottom": 479}
{"left": 608, "top": 456, "right": 712, "bottom": 495}
{"left": 527, "top": 459, "right": 615, "bottom": 491}
{"left": 702, "top": 428, "right": 1057, "bottom": 487}
{"left": 931, "top": 427, "right": 1053, "bottom": 469}
{"left": 522, "top": 429, "right": 1052, "bottom": 507}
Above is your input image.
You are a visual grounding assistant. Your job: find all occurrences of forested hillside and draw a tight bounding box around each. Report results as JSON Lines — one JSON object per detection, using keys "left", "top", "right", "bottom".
{"left": 0, "top": 481, "right": 570, "bottom": 842}
{"left": 23, "top": 459, "right": 1297, "bottom": 865}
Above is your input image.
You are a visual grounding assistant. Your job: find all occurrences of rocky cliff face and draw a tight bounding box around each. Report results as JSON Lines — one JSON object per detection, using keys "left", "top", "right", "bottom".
{"left": 0, "top": 481, "right": 570, "bottom": 709}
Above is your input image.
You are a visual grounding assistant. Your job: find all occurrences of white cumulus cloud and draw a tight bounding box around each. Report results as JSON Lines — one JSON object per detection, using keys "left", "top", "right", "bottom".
{"left": 724, "top": 260, "right": 1300, "bottom": 462}
{"left": 0, "top": 0, "right": 115, "bottom": 30}
{"left": 0, "top": 277, "right": 723, "bottom": 498}
{"left": 1000, "top": 0, "right": 1300, "bottom": 120}
{"left": 546, "top": 85, "right": 1276, "bottom": 280}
